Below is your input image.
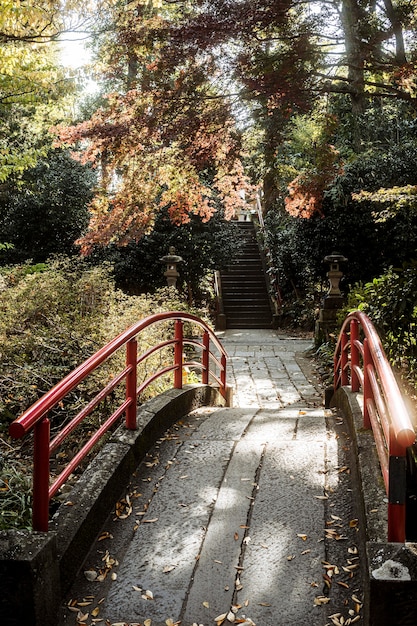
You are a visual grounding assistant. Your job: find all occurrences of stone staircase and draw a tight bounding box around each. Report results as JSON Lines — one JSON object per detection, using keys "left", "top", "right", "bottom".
{"left": 220, "top": 221, "right": 272, "bottom": 328}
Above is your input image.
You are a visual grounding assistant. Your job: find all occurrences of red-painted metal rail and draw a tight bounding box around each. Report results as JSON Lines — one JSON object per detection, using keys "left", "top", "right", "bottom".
{"left": 334, "top": 310, "right": 415, "bottom": 542}
{"left": 9, "top": 311, "right": 228, "bottom": 531}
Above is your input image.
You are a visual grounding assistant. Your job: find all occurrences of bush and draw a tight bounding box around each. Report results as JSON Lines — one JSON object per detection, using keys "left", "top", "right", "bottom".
{"left": 89, "top": 208, "right": 243, "bottom": 303}
{"left": 0, "top": 149, "right": 94, "bottom": 263}
{"left": 343, "top": 262, "right": 417, "bottom": 382}
{"left": 0, "top": 257, "right": 208, "bottom": 529}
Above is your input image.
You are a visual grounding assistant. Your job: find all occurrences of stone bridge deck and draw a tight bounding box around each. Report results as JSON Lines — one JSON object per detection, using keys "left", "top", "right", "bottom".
{"left": 59, "top": 330, "right": 365, "bottom": 626}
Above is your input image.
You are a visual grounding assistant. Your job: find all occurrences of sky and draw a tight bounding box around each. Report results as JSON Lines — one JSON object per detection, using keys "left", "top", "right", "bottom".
{"left": 60, "top": 33, "right": 91, "bottom": 69}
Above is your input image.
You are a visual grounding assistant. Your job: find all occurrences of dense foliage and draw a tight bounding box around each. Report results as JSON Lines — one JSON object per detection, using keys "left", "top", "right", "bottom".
{"left": 0, "top": 150, "right": 94, "bottom": 262}
{"left": 90, "top": 208, "right": 243, "bottom": 300}
{"left": 0, "top": 257, "right": 205, "bottom": 529}
{"left": 344, "top": 263, "right": 417, "bottom": 383}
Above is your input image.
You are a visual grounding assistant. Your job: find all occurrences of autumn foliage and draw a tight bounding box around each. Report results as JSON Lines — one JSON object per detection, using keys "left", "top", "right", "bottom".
{"left": 285, "top": 143, "right": 343, "bottom": 219}
{"left": 55, "top": 0, "right": 322, "bottom": 251}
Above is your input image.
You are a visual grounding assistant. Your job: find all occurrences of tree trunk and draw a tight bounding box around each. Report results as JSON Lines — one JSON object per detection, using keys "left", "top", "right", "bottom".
{"left": 340, "top": 0, "right": 366, "bottom": 116}
{"left": 383, "top": 0, "right": 407, "bottom": 65}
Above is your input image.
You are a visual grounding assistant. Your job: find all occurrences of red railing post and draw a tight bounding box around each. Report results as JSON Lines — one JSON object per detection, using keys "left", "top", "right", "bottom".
{"left": 33, "top": 417, "right": 50, "bottom": 531}
{"left": 350, "top": 318, "right": 360, "bottom": 392}
{"left": 202, "top": 330, "right": 209, "bottom": 385}
{"left": 220, "top": 353, "right": 227, "bottom": 395}
{"left": 341, "top": 331, "right": 349, "bottom": 386}
{"left": 363, "top": 337, "right": 371, "bottom": 429}
{"left": 174, "top": 319, "right": 183, "bottom": 389}
{"left": 126, "top": 337, "right": 138, "bottom": 430}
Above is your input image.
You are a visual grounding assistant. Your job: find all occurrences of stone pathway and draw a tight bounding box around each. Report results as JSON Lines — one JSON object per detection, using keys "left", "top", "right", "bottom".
{"left": 59, "top": 329, "right": 365, "bottom": 626}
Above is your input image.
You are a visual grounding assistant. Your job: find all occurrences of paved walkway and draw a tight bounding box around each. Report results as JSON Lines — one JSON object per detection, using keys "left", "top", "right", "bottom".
{"left": 59, "top": 330, "right": 365, "bottom": 626}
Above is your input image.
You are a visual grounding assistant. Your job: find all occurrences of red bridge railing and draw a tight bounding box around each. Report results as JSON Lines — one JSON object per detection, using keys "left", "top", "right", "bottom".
{"left": 334, "top": 310, "right": 415, "bottom": 542}
{"left": 9, "top": 311, "right": 228, "bottom": 531}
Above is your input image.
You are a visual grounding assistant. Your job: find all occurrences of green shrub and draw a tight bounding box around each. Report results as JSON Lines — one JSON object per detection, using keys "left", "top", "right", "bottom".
{"left": 0, "top": 257, "right": 208, "bottom": 529}
{"left": 343, "top": 262, "right": 417, "bottom": 381}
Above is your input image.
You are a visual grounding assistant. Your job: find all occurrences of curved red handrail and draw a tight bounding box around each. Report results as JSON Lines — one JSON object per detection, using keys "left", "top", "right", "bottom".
{"left": 334, "top": 311, "right": 415, "bottom": 449}
{"left": 9, "top": 311, "right": 228, "bottom": 530}
{"left": 334, "top": 310, "right": 415, "bottom": 542}
{"left": 10, "top": 311, "right": 226, "bottom": 438}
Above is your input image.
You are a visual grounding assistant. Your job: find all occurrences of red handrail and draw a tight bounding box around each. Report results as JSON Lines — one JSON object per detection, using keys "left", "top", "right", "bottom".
{"left": 9, "top": 311, "right": 228, "bottom": 531}
{"left": 334, "top": 310, "right": 415, "bottom": 542}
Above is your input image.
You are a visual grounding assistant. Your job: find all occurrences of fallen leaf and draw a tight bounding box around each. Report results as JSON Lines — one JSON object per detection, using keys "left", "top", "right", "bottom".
{"left": 84, "top": 570, "right": 97, "bottom": 582}
{"left": 143, "top": 518, "right": 159, "bottom": 523}
{"left": 297, "top": 533, "right": 308, "bottom": 541}
{"left": 234, "top": 532, "right": 239, "bottom": 541}
{"left": 287, "top": 554, "right": 295, "bottom": 561}
{"left": 313, "top": 596, "right": 330, "bottom": 606}
{"left": 132, "top": 586, "right": 142, "bottom": 592}
{"left": 349, "top": 519, "right": 359, "bottom": 528}
{"left": 98, "top": 532, "right": 113, "bottom": 541}
{"left": 163, "top": 565, "right": 176, "bottom": 573}
{"left": 142, "top": 590, "right": 154, "bottom": 600}
{"left": 76, "top": 611, "right": 89, "bottom": 622}
{"left": 203, "top": 601, "right": 210, "bottom": 608}
{"left": 214, "top": 612, "right": 227, "bottom": 624}
{"left": 227, "top": 610, "right": 236, "bottom": 622}
{"left": 144, "top": 620, "right": 152, "bottom": 626}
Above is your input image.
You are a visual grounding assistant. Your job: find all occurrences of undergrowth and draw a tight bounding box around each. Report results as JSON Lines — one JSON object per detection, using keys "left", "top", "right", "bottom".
{"left": 0, "top": 256, "right": 208, "bottom": 530}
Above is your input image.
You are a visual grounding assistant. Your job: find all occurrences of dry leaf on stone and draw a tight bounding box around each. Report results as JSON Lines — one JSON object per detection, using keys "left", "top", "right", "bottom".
{"left": 297, "top": 533, "right": 308, "bottom": 541}
{"left": 214, "top": 612, "right": 227, "bottom": 625}
{"left": 313, "top": 596, "right": 330, "bottom": 606}
{"left": 115, "top": 495, "right": 133, "bottom": 519}
{"left": 163, "top": 565, "right": 176, "bottom": 573}
{"left": 84, "top": 570, "right": 97, "bottom": 582}
{"left": 76, "top": 611, "right": 89, "bottom": 622}
{"left": 142, "top": 590, "right": 154, "bottom": 600}
{"left": 98, "top": 532, "right": 113, "bottom": 541}
{"left": 144, "top": 620, "right": 152, "bottom": 626}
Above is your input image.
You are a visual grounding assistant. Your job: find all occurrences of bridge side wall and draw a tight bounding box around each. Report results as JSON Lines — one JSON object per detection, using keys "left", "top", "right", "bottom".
{"left": 331, "top": 386, "right": 417, "bottom": 626}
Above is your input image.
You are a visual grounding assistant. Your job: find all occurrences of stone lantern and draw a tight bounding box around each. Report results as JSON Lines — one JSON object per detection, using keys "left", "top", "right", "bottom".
{"left": 315, "top": 252, "right": 347, "bottom": 346}
{"left": 160, "top": 246, "right": 183, "bottom": 288}
{"left": 323, "top": 252, "right": 348, "bottom": 301}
